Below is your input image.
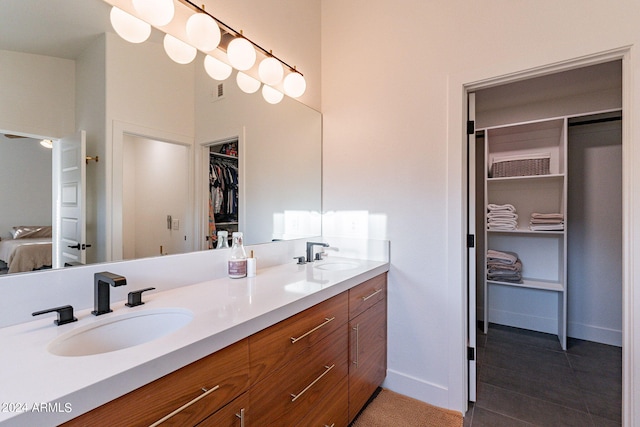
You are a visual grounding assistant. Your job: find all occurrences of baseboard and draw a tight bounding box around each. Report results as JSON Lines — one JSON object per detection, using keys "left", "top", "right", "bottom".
{"left": 488, "top": 308, "right": 557, "bottom": 335}
{"left": 568, "top": 321, "right": 622, "bottom": 347}
{"left": 382, "top": 368, "right": 451, "bottom": 410}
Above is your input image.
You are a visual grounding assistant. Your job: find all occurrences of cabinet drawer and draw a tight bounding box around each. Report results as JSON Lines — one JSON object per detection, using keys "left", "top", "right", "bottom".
{"left": 62, "top": 339, "right": 250, "bottom": 427}
{"left": 248, "top": 328, "right": 348, "bottom": 426}
{"left": 349, "top": 273, "right": 387, "bottom": 319}
{"left": 296, "top": 375, "right": 349, "bottom": 427}
{"left": 250, "top": 291, "right": 348, "bottom": 385}
{"left": 197, "top": 392, "right": 248, "bottom": 427}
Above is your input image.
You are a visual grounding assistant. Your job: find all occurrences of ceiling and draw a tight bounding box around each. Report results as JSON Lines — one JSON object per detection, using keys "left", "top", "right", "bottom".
{"left": 0, "top": 0, "right": 113, "bottom": 59}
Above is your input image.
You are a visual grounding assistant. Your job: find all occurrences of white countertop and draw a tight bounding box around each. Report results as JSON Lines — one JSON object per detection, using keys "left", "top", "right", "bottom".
{"left": 0, "top": 257, "right": 388, "bottom": 426}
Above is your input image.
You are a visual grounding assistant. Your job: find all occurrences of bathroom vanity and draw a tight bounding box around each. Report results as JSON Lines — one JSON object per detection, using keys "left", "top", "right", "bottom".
{"left": 0, "top": 246, "right": 388, "bottom": 427}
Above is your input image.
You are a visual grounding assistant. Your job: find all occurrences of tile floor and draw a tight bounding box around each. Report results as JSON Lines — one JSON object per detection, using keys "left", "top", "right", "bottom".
{"left": 464, "top": 324, "right": 622, "bottom": 426}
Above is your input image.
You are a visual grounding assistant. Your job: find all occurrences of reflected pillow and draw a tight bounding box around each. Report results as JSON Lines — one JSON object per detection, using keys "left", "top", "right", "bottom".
{"left": 11, "top": 225, "right": 53, "bottom": 239}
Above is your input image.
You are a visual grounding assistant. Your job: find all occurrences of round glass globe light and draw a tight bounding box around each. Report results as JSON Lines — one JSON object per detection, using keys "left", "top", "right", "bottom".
{"left": 110, "top": 7, "right": 151, "bottom": 44}
{"left": 258, "top": 57, "right": 284, "bottom": 86}
{"left": 262, "top": 85, "right": 284, "bottom": 104}
{"left": 227, "top": 38, "right": 256, "bottom": 71}
{"left": 186, "top": 13, "right": 221, "bottom": 52}
{"left": 236, "top": 72, "right": 261, "bottom": 94}
{"left": 132, "top": 0, "right": 175, "bottom": 26}
{"left": 204, "top": 55, "right": 232, "bottom": 81}
{"left": 163, "top": 34, "right": 197, "bottom": 64}
{"left": 283, "top": 72, "right": 306, "bottom": 98}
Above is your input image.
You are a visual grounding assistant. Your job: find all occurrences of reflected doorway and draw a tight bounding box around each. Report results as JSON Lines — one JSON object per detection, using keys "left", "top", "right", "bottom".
{"left": 122, "top": 134, "right": 192, "bottom": 259}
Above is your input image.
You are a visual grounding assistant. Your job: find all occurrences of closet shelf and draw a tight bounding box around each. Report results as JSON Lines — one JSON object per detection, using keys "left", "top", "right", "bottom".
{"left": 487, "top": 173, "right": 564, "bottom": 183}
{"left": 488, "top": 278, "right": 564, "bottom": 292}
{"left": 487, "top": 228, "right": 565, "bottom": 235}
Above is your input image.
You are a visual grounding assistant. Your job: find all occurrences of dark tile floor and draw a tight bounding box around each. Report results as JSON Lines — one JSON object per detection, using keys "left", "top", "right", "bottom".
{"left": 464, "top": 324, "right": 622, "bottom": 426}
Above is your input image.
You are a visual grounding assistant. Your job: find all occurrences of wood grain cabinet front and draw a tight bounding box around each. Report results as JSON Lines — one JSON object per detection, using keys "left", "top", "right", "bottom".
{"left": 249, "top": 291, "right": 349, "bottom": 385}
{"left": 61, "top": 339, "right": 250, "bottom": 427}
{"left": 197, "top": 392, "right": 248, "bottom": 427}
{"left": 247, "top": 327, "right": 348, "bottom": 426}
{"left": 348, "top": 274, "right": 387, "bottom": 423}
{"left": 60, "top": 273, "right": 387, "bottom": 427}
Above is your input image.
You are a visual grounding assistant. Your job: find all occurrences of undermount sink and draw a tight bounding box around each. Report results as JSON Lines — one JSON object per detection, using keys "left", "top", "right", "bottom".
{"left": 48, "top": 308, "right": 193, "bottom": 357}
{"left": 314, "top": 261, "right": 360, "bottom": 271}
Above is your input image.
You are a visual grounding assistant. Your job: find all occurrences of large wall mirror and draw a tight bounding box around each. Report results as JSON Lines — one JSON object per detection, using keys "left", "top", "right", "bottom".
{"left": 0, "top": 0, "right": 322, "bottom": 276}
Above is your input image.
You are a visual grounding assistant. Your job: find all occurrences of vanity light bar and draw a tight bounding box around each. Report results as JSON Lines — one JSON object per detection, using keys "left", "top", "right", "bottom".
{"left": 105, "top": 0, "right": 307, "bottom": 101}
{"left": 177, "top": 0, "right": 303, "bottom": 77}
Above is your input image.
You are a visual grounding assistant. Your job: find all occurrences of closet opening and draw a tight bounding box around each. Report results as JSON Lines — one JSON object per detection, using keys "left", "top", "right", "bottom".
{"left": 206, "top": 137, "right": 240, "bottom": 249}
{"left": 466, "top": 59, "right": 623, "bottom": 425}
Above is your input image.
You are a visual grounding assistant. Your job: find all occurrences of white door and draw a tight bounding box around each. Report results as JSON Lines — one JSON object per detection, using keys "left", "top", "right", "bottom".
{"left": 467, "top": 93, "right": 477, "bottom": 402}
{"left": 53, "top": 130, "right": 87, "bottom": 268}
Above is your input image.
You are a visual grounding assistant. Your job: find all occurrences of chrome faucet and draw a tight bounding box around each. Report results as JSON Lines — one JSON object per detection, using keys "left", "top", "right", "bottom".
{"left": 306, "top": 241, "right": 329, "bottom": 263}
{"left": 92, "top": 271, "right": 127, "bottom": 316}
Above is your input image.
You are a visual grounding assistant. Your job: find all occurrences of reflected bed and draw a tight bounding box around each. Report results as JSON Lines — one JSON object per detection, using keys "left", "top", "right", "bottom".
{"left": 0, "top": 237, "right": 52, "bottom": 274}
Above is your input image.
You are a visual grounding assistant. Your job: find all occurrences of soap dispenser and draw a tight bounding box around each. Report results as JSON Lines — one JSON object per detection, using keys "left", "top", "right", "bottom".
{"left": 228, "top": 232, "right": 247, "bottom": 278}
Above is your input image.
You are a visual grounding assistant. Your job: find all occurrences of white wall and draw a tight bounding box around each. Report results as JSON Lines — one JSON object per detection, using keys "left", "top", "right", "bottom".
{"left": 0, "top": 49, "right": 75, "bottom": 138}
{"left": 203, "top": 0, "right": 321, "bottom": 111}
{"left": 321, "top": 0, "right": 640, "bottom": 418}
{"left": 0, "top": 137, "right": 51, "bottom": 239}
{"left": 76, "top": 35, "right": 107, "bottom": 265}
{"left": 568, "top": 120, "right": 622, "bottom": 345}
{"left": 194, "top": 66, "right": 322, "bottom": 245}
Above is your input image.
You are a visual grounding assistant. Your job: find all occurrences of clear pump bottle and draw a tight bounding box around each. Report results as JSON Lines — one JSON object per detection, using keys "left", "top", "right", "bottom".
{"left": 216, "top": 230, "right": 229, "bottom": 249}
{"left": 228, "top": 232, "right": 247, "bottom": 278}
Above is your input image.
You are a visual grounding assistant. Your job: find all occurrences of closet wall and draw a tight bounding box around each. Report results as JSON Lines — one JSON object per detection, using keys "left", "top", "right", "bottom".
{"left": 567, "top": 118, "right": 622, "bottom": 345}
{"left": 474, "top": 60, "right": 622, "bottom": 346}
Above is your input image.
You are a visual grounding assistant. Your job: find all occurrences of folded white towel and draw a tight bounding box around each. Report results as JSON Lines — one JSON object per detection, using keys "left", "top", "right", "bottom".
{"left": 487, "top": 249, "right": 518, "bottom": 265}
{"left": 531, "top": 212, "right": 564, "bottom": 220}
{"left": 530, "top": 218, "right": 563, "bottom": 224}
{"left": 530, "top": 223, "right": 564, "bottom": 231}
{"left": 488, "top": 219, "right": 518, "bottom": 226}
{"left": 488, "top": 203, "right": 516, "bottom": 212}
{"left": 488, "top": 224, "right": 517, "bottom": 231}
{"left": 488, "top": 212, "right": 519, "bottom": 220}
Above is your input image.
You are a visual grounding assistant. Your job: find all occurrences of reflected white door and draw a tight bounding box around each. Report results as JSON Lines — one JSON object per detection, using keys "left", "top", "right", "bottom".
{"left": 53, "top": 130, "right": 86, "bottom": 268}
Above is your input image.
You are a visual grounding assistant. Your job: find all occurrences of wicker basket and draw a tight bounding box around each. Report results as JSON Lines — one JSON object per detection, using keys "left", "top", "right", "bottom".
{"left": 491, "top": 153, "right": 550, "bottom": 178}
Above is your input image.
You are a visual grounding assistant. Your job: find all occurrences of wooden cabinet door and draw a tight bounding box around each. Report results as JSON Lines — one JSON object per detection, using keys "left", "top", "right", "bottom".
{"left": 349, "top": 274, "right": 386, "bottom": 319}
{"left": 348, "top": 299, "right": 387, "bottom": 423}
{"left": 62, "top": 340, "right": 249, "bottom": 427}
{"left": 250, "top": 292, "right": 348, "bottom": 385}
{"left": 248, "top": 328, "right": 348, "bottom": 426}
{"left": 197, "top": 393, "right": 248, "bottom": 427}
{"left": 296, "top": 375, "right": 349, "bottom": 427}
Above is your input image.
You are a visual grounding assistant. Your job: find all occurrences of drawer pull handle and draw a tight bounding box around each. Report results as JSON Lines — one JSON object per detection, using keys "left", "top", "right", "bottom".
{"left": 290, "top": 317, "right": 335, "bottom": 344}
{"left": 352, "top": 324, "right": 360, "bottom": 367}
{"left": 290, "top": 364, "right": 335, "bottom": 402}
{"left": 324, "top": 424, "right": 336, "bottom": 427}
{"left": 362, "top": 288, "right": 383, "bottom": 302}
{"left": 148, "top": 384, "right": 220, "bottom": 427}
{"left": 235, "top": 408, "right": 245, "bottom": 427}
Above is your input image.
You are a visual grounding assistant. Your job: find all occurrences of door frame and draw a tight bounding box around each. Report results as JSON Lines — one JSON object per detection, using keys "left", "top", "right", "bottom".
{"left": 448, "top": 46, "right": 634, "bottom": 420}
{"left": 195, "top": 126, "right": 246, "bottom": 252}
{"left": 111, "top": 121, "right": 195, "bottom": 261}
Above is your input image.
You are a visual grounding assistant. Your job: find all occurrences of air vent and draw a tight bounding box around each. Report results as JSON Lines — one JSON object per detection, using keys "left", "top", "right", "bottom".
{"left": 211, "top": 83, "right": 225, "bottom": 102}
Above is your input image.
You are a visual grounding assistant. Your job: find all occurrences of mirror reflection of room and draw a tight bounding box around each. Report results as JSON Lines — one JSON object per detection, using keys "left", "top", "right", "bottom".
{"left": 0, "top": 0, "right": 321, "bottom": 275}
{"left": 0, "top": 135, "right": 53, "bottom": 275}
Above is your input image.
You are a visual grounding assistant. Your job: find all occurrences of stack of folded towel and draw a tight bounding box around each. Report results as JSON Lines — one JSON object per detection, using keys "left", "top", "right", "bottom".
{"left": 487, "top": 204, "right": 518, "bottom": 231}
{"left": 487, "top": 249, "right": 522, "bottom": 283}
{"left": 529, "top": 212, "right": 564, "bottom": 231}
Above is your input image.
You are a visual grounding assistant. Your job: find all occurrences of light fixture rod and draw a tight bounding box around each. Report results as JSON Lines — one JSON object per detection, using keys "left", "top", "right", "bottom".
{"left": 177, "top": 0, "right": 302, "bottom": 75}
